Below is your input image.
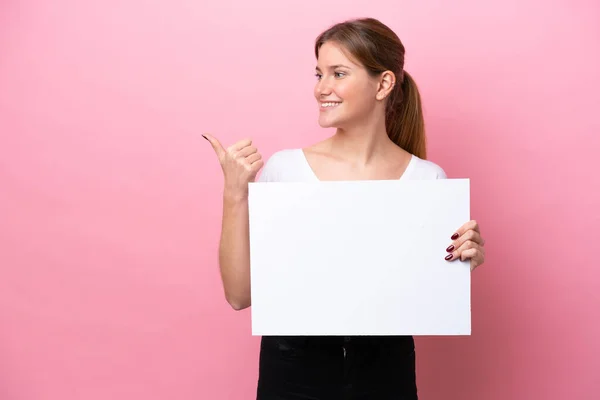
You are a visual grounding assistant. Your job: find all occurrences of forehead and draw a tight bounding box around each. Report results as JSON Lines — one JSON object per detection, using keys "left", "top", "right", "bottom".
{"left": 316, "top": 41, "right": 361, "bottom": 69}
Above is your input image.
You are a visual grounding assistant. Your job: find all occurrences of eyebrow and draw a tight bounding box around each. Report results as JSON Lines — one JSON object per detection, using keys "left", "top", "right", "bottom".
{"left": 315, "top": 64, "right": 351, "bottom": 71}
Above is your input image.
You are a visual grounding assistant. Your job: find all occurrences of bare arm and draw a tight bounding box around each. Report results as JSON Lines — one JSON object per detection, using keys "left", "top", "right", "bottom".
{"left": 218, "top": 191, "right": 252, "bottom": 310}
{"left": 203, "top": 133, "right": 264, "bottom": 311}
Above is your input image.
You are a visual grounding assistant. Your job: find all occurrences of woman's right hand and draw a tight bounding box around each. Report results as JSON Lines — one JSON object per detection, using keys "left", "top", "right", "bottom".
{"left": 203, "top": 133, "right": 264, "bottom": 198}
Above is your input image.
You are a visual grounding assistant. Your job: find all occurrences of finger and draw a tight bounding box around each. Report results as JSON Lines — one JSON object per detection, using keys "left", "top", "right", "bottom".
{"left": 469, "top": 250, "right": 485, "bottom": 271}
{"left": 235, "top": 146, "right": 258, "bottom": 158}
{"left": 202, "top": 133, "right": 226, "bottom": 159}
{"left": 459, "top": 247, "right": 479, "bottom": 262}
{"left": 446, "top": 229, "right": 483, "bottom": 253}
{"left": 228, "top": 138, "right": 253, "bottom": 152}
{"left": 450, "top": 219, "right": 480, "bottom": 240}
{"left": 445, "top": 240, "right": 478, "bottom": 261}
{"left": 246, "top": 153, "right": 262, "bottom": 164}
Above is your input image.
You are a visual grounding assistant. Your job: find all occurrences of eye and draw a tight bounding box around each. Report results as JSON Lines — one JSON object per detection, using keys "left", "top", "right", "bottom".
{"left": 334, "top": 71, "right": 346, "bottom": 78}
{"left": 315, "top": 73, "right": 322, "bottom": 80}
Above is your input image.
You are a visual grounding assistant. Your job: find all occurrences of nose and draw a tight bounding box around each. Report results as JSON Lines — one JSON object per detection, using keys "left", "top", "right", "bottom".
{"left": 316, "top": 76, "right": 333, "bottom": 98}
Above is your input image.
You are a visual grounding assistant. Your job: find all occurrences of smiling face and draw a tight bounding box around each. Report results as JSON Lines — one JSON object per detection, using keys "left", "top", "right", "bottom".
{"left": 314, "top": 41, "right": 381, "bottom": 129}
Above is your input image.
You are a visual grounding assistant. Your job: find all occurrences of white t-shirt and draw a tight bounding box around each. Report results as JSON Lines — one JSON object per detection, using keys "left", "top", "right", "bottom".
{"left": 257, "top": 148, "right": 447, "bottom": 182}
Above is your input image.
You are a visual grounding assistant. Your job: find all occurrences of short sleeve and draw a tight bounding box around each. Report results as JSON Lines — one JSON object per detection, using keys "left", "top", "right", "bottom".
{"left": 435, "top": 166, "right": 448, "bottom": 179}
{"left": 256, "top": 151, "right": 282, "bottom": 182}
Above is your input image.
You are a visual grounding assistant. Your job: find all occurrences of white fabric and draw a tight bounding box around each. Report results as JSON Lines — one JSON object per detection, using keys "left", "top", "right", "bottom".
{"left": 257, "top": 148, "right": 447, "bottom": 183}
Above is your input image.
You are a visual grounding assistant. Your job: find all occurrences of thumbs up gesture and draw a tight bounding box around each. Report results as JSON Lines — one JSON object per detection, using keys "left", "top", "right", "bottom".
{"left": 203, "top": 134, "right": 264, "bottom": 197}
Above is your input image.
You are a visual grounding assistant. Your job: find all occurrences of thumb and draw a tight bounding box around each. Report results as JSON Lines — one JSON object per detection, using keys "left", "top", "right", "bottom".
{"left": 202, "top": 133, "right": 225, "bottom": 159}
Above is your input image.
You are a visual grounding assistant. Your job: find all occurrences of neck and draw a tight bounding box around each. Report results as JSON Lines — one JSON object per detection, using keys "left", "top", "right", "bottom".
{"left": 330, "top": 114, "right": 393, "bottom": 166}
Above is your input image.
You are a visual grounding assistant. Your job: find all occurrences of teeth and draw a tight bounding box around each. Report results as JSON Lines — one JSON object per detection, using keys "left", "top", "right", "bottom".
{"left": 322, "top": 102, "right": 340, "bottom": 108}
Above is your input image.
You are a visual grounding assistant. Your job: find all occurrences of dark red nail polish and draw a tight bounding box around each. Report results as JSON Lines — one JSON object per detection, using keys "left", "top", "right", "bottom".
{"left": 446, "top": 245, "right": 454, "bottom": 252}
{"left": 445, "top": 254, "right": 453, "bottom": 261}
{"left": 451, "top": 233, "right": 459, "bottom": 240}
{"left": 202, "top": 134, "right": 208, "bottom": 141}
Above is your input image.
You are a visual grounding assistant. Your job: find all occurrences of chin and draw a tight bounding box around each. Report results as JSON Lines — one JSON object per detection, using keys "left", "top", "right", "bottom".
{"left": 318, "top": 117, "right": 345, "bottom": 129}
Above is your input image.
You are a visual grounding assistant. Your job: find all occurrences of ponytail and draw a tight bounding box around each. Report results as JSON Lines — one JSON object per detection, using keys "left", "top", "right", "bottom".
{"left": 385, "top": 70, "right": 427, "bottom": 159}
{"left": 314, "top": 18, "right": 427, "bottom": 158}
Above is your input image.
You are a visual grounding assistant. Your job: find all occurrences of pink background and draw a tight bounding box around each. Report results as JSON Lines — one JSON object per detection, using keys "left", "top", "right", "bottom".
{"left": 1, "top": 1, "right": 599, "bottom": 399}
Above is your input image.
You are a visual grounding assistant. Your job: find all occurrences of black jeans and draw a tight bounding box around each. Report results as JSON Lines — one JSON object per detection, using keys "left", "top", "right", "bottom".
{"left": 256, "top": 335, "right": 417, "bottom": 400}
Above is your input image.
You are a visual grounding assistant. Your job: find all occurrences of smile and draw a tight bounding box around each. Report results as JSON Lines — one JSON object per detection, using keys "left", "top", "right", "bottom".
{"left": 320, "top": 102, "right": 342, "bottom": 109}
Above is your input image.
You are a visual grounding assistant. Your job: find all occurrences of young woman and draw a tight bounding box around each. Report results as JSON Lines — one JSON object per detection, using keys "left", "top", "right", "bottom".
{"left": 204, "top": 17, "right": 486, "bottom": 400}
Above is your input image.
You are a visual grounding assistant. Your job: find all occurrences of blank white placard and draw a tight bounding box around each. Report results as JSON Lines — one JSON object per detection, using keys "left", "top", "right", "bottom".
{"left": 248, "top": 178, "right": 471, "bottom": 336}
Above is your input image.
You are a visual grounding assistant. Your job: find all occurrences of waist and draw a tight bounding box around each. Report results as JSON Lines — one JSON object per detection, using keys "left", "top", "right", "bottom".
{"left": 260, "top": 335, "right": 415, "bottom": 354}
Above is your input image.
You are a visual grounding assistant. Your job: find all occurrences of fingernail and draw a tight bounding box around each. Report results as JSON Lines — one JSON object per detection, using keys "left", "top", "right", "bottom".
{"left": 202, "top": 134, "right": 208, "bottom": 141}
{"left": 445, "top": 254, "right": 453, "bottom": 261}
{"left": 446, "top": 245, "right": 454, "bottom": 252}
{"left": 451, "top": 233, "right": 459, "bottom": 240}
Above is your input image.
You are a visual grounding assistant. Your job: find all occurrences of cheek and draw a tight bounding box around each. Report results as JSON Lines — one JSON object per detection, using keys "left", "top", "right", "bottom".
{"left": 334, "top": 81, "right": 353, "bottom": 100}
{"left": 338, "top": 81, "right": 373, "bottom": 106}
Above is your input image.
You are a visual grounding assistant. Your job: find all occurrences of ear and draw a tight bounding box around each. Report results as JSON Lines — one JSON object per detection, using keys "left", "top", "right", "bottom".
{"left": 376, "top": 71, "right": 396, "bottom": 101}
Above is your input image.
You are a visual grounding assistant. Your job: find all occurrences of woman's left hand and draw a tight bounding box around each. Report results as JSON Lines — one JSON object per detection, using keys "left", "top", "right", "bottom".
{"left": 444, "top": 220, "right": 486, "bottom": 271}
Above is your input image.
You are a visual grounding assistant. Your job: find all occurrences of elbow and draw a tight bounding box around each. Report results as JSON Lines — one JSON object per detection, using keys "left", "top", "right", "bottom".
{"left": 230, "top": 301, "right": 250, "bottom": 311}
{"left": 226, "top": 294, "right": 251, "bottom": 311}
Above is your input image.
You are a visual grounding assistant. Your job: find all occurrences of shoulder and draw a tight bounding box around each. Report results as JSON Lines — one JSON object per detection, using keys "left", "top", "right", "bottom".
{"left": 408, "top": 155, "right": 448, "bottom": 180}
{"left": 257, "top": 148, "right": 303, "bottom": 182}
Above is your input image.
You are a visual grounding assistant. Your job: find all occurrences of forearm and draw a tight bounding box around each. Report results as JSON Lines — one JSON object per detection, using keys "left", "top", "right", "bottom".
{"left": 218, "top": 191, "right": 252, "bottom": 310}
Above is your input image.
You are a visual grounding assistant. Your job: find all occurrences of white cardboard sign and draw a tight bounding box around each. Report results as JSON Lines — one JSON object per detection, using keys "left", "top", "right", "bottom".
{"left": 248, "top": 179, "right": 471, "bottom": 336}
